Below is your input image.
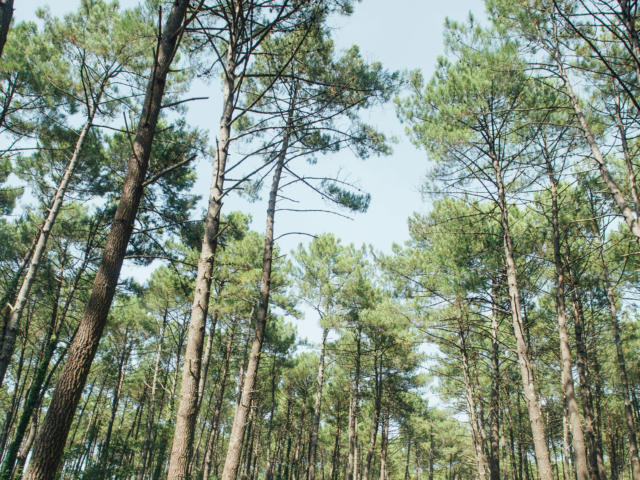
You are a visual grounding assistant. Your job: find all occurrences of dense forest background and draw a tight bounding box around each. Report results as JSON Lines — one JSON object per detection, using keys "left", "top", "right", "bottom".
{"left": 0, "top": 1, "right": 639, "bottom": 480}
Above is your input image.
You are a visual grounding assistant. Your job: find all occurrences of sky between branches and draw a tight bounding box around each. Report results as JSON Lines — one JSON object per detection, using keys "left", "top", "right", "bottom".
{"left": 16, "top": 0, "right": 485, "bottom": 343}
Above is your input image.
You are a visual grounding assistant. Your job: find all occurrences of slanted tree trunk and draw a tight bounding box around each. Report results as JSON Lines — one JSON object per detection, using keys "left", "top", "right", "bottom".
{"left": 0, "top": 233, "right": 36, "bottom": 339}
{"left": 613, "top": 88, "right": 640, "bottom": 218}
{"left": 308, "top": 327, "right": 329, "bottom": 480}
{"left": 14, "top": 411, "right": 38, "bottom": 478}
{"left": 23, "top": 3, "right": 191, "bottom": 478}
{"left": 545, "top": 157, "right": 590, "bottom": 480}
{"left": 551, "top": 51, "right": 640, "bottom": 240}
{"left": 0, "top": 0, "right": 13, "bottom": 58}
{"left": 490, "top": 150, "right": 553, "bottom": 480}
{"left": 0, "top": 237, "right": 95, "bottom": 480}
{"left": 0, "top": 303, "right": 33, "bottom": 453}
{"left": 220, "top": 111, "right": 291, "bottom": 480}
{"left": 0, "top": 84, "right": 105, "bottom": 388}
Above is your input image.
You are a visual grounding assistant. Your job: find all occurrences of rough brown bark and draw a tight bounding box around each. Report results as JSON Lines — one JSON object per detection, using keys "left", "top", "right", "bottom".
{"left": 22, "top": 3, "right": 191, "bottom": 478}
{"left": 491, "top": 151, "right": 553, "bottom": 480}
{"left": 0, "top": 238, "right": 94, "bottom": 480}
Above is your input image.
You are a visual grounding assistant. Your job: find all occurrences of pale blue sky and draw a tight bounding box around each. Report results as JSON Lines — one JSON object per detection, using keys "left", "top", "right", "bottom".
{"left": 15, "top": 1, "right": 486, "bottom": 344}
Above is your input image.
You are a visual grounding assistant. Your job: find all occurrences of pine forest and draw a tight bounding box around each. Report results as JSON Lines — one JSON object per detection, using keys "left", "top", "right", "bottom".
{"left": 1, "top": 0, "right": 640, "bottom": 479}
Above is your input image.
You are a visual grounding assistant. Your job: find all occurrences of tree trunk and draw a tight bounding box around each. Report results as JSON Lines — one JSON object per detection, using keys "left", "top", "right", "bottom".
{"left": 613, "top": 89, "right": 640, "bottom": 217}
{"left": 197, "top": 310, "right": 218, "bottom": 413}
{"left": 329, "top": 417, "right": 341, "bottom": 480}
{"left": 457, "top": 312, "right": 489, "bottom": 480}
{"left": 545, "top": 157, "right": 590, "bottom": 480}
{"left": 489, "top": 283, "right": 501, "bottom": 480}
{"left": 14, "top": 411, "right": 38, "bottom": 478}
{"left": 596, "top": 228, "right": 640, "bottom": 480}
{"left": 265, "top": 356, "right": 280, "bottom": 480}
{"left": 100, "top": 331, "right": 130, "bottom": 470}
{"left": 0, "top": 0, "right": 13, "bottom": 58}
{"left": 363, "top": 355, "right": 382, "bottom": 480}
{"left": 308, "top": 327, "right": 329, "bottom": 480}
{"left": 167, "top": 37, "right": 237, "bottom": 475}
{"left": 379, "top": 406, "right": 389, "bottom": 480}
{"left": 202, "top": 325, "right": 235, "bottom": 480}
{"left": 0, "top": 86, "right": 104, "bottom": 388}
{"left": 138, "top": 308, "right": 167, "bottom": 480}
{"left": 490, "top": 151, "right": 553, "bottom": 480}
{"left": 563, "top": 240, "right": 607, "bottom": 480}
{"left": 0, "top": 296, "right": 34, "bottom": 457}
{"left": 404, "top": 439, "right": 411, "bottom": 480}
{"left": 23, "top": 3, "right": 191, "bottom": 478}
{"left": 0, "top": 251, "right": 85, "bottom": 480}
{"left": 220, "top": 115, "right": 290, "bottom": 480}
{"left": 348, "top": 327, "right": 362, "bottom": 480}
{"left": 553, "top": 53, "right": 640, "bottom": 240}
